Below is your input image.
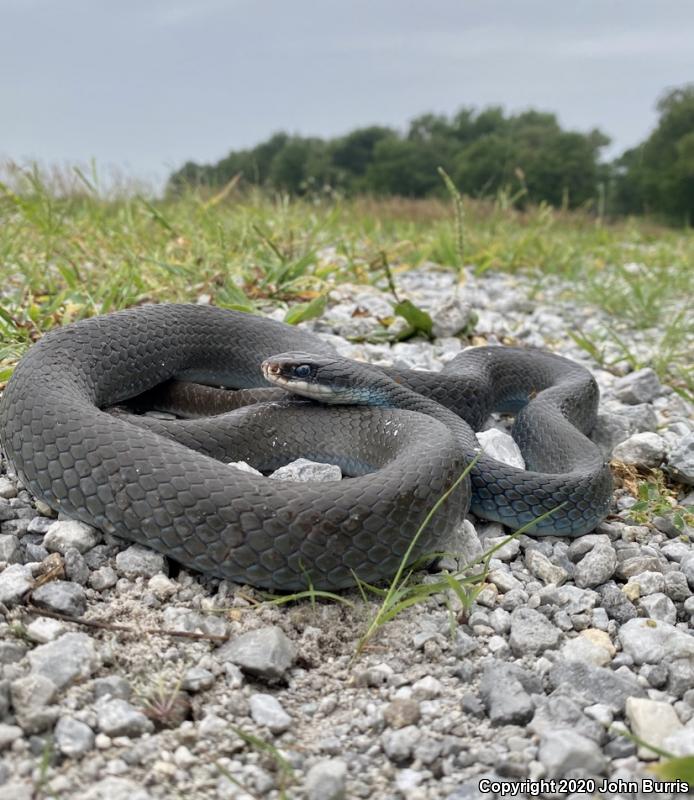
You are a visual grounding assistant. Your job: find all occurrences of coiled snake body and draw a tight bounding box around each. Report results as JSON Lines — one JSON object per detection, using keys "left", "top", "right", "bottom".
{"left": 0, "top": 304, "right": 612, "bottom": 590}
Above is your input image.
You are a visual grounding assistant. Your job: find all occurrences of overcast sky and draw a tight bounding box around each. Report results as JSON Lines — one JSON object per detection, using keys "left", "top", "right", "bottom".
{"left": 2, "top": 0, "right": 693, "bottom": 188}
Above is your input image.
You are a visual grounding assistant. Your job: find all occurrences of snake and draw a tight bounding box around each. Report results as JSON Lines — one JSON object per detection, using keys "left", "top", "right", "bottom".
{"left": 0, "top": 303, "right": 612, "bottom": 590}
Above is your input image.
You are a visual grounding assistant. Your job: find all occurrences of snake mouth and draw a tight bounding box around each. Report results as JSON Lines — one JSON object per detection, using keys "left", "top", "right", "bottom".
{"left": 263, "top": 362, "right": 281, "bottom": 376}
{"left": 262, "top": 359, "right": 335, "bottom": 398}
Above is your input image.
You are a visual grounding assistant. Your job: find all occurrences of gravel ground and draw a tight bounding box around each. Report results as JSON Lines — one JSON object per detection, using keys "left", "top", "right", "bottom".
{"left": 0, "top": 262, "right": 692, "bottom": 800}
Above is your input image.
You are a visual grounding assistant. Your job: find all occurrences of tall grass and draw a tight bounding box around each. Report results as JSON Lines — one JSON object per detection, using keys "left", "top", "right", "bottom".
{"left": 1, "top": 165, "right": 692, "bottom": 395}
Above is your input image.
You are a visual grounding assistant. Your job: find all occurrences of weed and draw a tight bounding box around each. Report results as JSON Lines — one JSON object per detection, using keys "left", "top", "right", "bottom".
{"left": 627, "top": 473, "right": 694, "bottom": 531}
{"left": 651, "top": 754, "right": 694, "bottom": 783}
{"left": 32, "top": 739, "right": 57, "bottom": 799}
{"left": 8, "top": 621, "right": 31, "bottom": 641}
{"left": 614, "top": 726, "right": 694, "bottom": 783}
{"left": 352, "top": 466, "right": 567, "bottom": 657}
{"left": 137, "top": 673, "right": 192, "bottom": 730}
{"left": 437, "top": 167, "right": 465, "bottom": 268}
{"left": 353, "top": 461, "right": 476, "bottom": 656}
{"left": 217, "top": 727, "right": 295, "bottom": 799}
{"left": 1, "top": 166, "right": 692, "bottom": 398}
{"left": 257, "top": 588, "right": 354, "bottom": 610}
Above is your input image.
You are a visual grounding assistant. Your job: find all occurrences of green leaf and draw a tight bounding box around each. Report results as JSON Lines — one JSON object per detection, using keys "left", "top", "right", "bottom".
{"left": 440, "top": 571, "right": 474, "bottom": 610}
{"left": 216, "top": 284, "right": 255, "bottom": 313}
{"left": 277, "top": 252, "right": 316, "bottom": 286}
{"left": 0, "top": 307, "right": 19, "bottom": 328}
{"left": 393, "top": 299, "right": 433, "bottom": 337}
{"left": 57, "top": 263, "right": 80, "bottom": 290}
{"left": 27, "top": 304, "right": 41, "bottom": 324}
{"left": 72, "top": 165, "right": 98, "bottom": 195}
{"left": 284, "top": 294, "right": 326, "bottom": 325}
{"left": 0, "top": 366, "right": 14, "bottom": 382}
{"left": 650, "top": 755, "right": 694, "bottom": 782}
{"left": 259, "top": 589, "right": 353, "bottom": 607}
{"left": 138, "top": 196, "right": 176, "bottom": 233}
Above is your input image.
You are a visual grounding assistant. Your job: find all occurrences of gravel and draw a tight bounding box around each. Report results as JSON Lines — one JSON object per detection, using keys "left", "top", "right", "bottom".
{"left": 0, "top": 724, "right": 22, "bottom": 751}
{"left": 669, "top": 432, "right": 694, "bottom": 484}
{"left": 28, "top": 632, "right": 100, "bottom": 690}
{"left": 612, "top": 431, "right": 667, "bottom": 467}
{"left": 619, "top": 617, "right": 694, "bottom": 663}
{"left": 0, "top": 263, "right": 692, "bottom": 797}
{"left": 96, "top": 698, "right": 153, "bottom": 738}
{"left": 248, "top": 692, "right": 292, "bottom": 733}
{"left": 31, "top": 580, "right": 87, "bottom": 616}
{"left": 0, "top": 535, "right": 19, "bottom": 563}
{"left": 114, "top": 545, "right": 167, "bottom": 578}
{"left": 216, "top": 625, "right": 296, "bottom": 681}
{"left": 625, "top": 697, "right": 683, "bottom": 760}
{"left": 538, "top": 729, "right": 607, "bottom": 778}
{"left": 0, "top": 478, "right": 17, "bottom": 500}
{"left": 508, "top": 607, "right": 562, "bottom": 654}
{"left": 9, "top": 674, "right": 58, "bottom": 734}
{"left": 478, "top": 661, "right": 535, "bottom": 725}
{"left": 43, "top": 519, "right": 100, "bottom": 554}
{"left": 0, "top": 564, "right": 32, "bottom": 606}
{"left": 613, "top": 367, "right": 662, "bottom": 404}
{"left": 573, "top": 541, "right": 618, "bottom": 588}
{"left": 384, "top": 697, "right": 421, "bottom": 728}
{"left": 54, "top": 716, "right": 96, "bottom": 757}
{"left": 304, "top": 758, "right": 348, "bottom": 800}
{"left": 476, "top": 429, "right": 525, "bottom": 469}
{"left": 560, "top": 628, "right": 615, "bottom": 666}
{"left": 25, "top": 616, "right": 65, "bottom": 643}
{"left": 270, "top": 457, "right": 342, "bottom": 482}
{"left": 547, "top": 659, "right": 644, "bottom": 713}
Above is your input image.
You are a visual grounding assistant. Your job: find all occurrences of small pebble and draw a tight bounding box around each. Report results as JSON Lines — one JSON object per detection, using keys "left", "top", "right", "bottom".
{"left": 248, "top": 693, "right": 292, "bottom": 734}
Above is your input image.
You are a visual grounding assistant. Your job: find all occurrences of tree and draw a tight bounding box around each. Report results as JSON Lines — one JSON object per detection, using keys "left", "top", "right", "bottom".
{"left": 453, "top": 111, "right": 609, "bottom": 208}
{"left": 166, "top": 104, "right": 611, "bottom": 210}
{"left": 268, "top": 137, "right": 330, "bottom": 194}
{"left": 454, "top": 132, "right": 514, "bottom": 197}
{"left": 248, "top": 133, "right": 291, "bottom": 184}
{"left": 364, "top": 138, "right": 443, "bottom": 196}
{"left": 614, "top": 84, "right": 694, "bottom": 222}
{"left": 330, "top": 127, "right": 395, "bottom": 184}
{"left": 407, "top": 113, "right": 452, "bottom": 143}
{"left": 510, "top": 120, "right": 609, "bottom": 208}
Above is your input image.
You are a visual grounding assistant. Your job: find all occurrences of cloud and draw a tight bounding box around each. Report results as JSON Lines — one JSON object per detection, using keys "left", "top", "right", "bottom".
{"left": 557, "top": 29, "right": 694, "bottom": 59}
{"left": 150, "top": 0, "right": 242, "bottom": 27}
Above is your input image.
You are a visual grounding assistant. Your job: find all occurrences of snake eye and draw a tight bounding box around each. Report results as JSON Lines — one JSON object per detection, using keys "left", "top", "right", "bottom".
{"left": 293, "top": 364, "right": 311, "bottom": 379}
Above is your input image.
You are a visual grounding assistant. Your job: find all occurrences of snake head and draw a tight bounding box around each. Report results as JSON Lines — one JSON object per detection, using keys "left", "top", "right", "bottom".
{"left": 261, "top": 352, "right": 384, "bottom": 405}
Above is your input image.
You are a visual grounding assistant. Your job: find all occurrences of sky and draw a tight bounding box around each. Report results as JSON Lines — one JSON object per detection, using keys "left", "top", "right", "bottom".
{"left": 2, "top": 0, "right": 693, "bottom": 189}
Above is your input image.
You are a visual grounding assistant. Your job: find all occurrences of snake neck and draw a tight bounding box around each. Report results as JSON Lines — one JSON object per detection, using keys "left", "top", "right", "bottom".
{"left": 357, "top": 371, "right": 480, "bottom": 454}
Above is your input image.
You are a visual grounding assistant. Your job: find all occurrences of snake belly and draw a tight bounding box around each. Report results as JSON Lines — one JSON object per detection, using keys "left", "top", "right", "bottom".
{"left": 0, "top": 304, "right": 612, "bottom": 590}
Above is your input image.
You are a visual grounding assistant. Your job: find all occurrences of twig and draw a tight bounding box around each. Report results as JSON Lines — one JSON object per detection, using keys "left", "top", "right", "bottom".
{"left": 25, "top": 602, "right": 228, "bottom": 643}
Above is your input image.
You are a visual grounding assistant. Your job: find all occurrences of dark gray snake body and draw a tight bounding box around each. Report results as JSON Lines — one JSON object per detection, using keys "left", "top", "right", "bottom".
{"left": 0, "top": 304, "right": 612, "bottom": 590}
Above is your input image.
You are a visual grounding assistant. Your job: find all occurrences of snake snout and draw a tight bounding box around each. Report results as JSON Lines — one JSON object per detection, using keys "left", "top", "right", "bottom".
{"left": 262, "top": 360, "right": 282, "bottom": 377}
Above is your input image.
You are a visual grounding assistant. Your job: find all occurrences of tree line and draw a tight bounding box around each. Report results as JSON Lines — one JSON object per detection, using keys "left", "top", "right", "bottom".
{"left": 168, "top": 84, "right": 694, "bottom": 224}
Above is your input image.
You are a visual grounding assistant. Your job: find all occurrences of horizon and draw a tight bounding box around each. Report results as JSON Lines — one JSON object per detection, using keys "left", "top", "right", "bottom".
{"left": 2, "top": 0, "right": 693, "bottom": 190}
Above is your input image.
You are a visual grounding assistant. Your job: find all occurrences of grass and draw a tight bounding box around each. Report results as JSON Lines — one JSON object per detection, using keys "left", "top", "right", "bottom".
{"left": 137, "top": 672, "right": 192, "bottom": 730}
{"left": 616, "top": 728, "right": 694, "bottom": 783}
{"left": 238, "top": 458, "right": 566, "bottom": 661}
{"left": 353, "top": 496, "right": 567, "bottom": 657}
{"left": 219, "top": 728, "right": 295, "bottom": 799}
{"left": 353, "top": 461, "right": 478, "bottom": 656}
{"left": 611, "top": 463, "right": 694, "bottom": 531}
{"left": 0, "top": 165, "right": 692, "bottom": 398}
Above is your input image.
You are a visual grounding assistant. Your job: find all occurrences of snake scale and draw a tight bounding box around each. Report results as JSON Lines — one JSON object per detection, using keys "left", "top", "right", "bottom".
{"left": 0, "top": 304, "right": 612, "bottom": 590}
